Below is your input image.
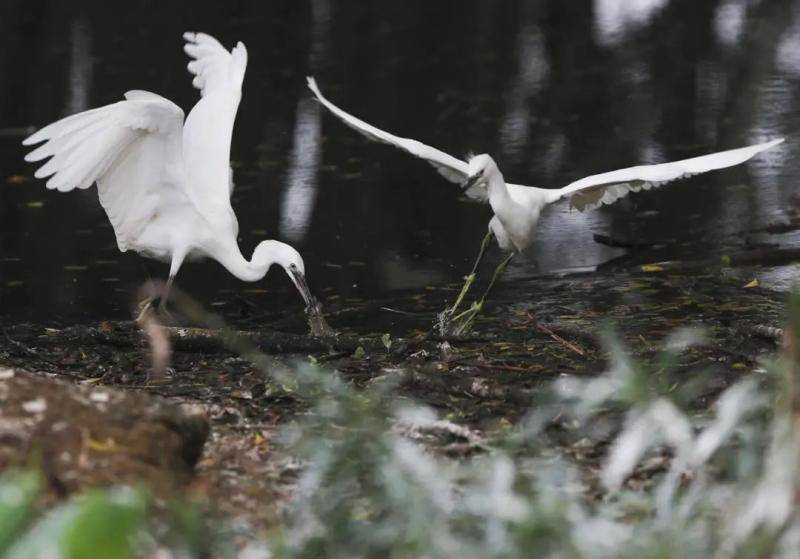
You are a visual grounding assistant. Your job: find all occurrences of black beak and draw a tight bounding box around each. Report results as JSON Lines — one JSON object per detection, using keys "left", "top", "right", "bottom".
{"left": 462, "top": 172, "right": 483, "bottom": 192}
{"left": 289, "top": 263, "right": 336, "bottom": 338}
{"left": 289, "top": 264, "right": 314, "bottom": 308}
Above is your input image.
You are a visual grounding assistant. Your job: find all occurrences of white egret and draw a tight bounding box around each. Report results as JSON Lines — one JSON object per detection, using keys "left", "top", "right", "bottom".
{"left": 22, "top": 33, "right": 326, "bottom": 329}
{"left": 306, "top": 76, "right": 784, "bottom": 334}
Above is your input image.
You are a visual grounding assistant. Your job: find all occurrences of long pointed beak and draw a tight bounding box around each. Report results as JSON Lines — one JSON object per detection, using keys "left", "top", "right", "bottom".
{"left": 289, "top": 264, "right": 314, "bottom": 308}
{"left": 288, "top": 264, "right": 337, "bottom": 338}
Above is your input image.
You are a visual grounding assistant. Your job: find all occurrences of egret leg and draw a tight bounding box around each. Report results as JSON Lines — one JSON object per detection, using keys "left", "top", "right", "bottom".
{"left": 446, "top": 231, "right": 494, "bottom": 316}
{"left": 157, "top": 248, "right": 187, "bottom": 315}
{"left": 448, "top": 251, "right": 515, "bottom": 336}
{"left": 158, "top": 274, "right": 176, "bottom": 312}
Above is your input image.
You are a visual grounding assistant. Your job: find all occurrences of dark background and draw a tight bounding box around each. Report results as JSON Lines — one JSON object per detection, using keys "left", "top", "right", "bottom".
{"left": 0, "top": 0, "right": 796, "bottom": 322}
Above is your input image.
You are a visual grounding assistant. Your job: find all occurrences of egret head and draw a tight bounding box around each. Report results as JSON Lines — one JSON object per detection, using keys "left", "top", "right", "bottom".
{"left": 253, "top": 240, "right": 311, "bottom": 306}
{"left": 253, "top": 240, "right": 335, "bottom": 337}
{"left": 463, "top": 153, "right": 499, "bottom": 191}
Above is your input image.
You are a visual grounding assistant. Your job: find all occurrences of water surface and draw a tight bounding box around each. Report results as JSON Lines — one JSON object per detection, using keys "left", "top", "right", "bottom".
{"left": 1, "top": 0, "right": 798, "bottom": 323}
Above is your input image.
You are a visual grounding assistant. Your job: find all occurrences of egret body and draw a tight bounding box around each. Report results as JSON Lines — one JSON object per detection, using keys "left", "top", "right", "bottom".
{"left": 23, "top": 33, "right": 324, "bottom": 324}
{"left": 306, "top": 77, "right": 783, "bottom": 333}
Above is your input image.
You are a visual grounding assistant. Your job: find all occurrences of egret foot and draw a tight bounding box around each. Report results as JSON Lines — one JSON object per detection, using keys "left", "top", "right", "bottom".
{"left": 437, "top": 231, "right": 494, "bottom": 335}
{"left": 439, "top": 251, "right": 515, "bottom": 336}
{"left": 443, "top": 301, "right": 484, "bottom": 336}
{"left": 135, "top": 297, "right": 157, "bottom": 323}
{"left": 135, "top": 296, "right": 175, "bottom": 325}
{"left": 437, "top": 272, "right": 476, "bottom": 334}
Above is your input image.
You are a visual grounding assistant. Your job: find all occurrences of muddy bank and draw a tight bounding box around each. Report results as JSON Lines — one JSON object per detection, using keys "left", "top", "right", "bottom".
{"left": 0, "top": 369, "right": 207, "bottom": 498}
{"left": 0, "top": 269, "right": 787, "bottom": 530}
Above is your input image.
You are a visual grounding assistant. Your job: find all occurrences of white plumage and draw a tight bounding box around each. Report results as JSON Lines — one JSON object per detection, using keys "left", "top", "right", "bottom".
{"left": 23, "top": 33, "right": 317, "bottom": 312}
{"left": 307, "top": 76, "right": 783, "bottom": 252}
{"left": 307, "top": 76, "right": 784, "bottom": 333}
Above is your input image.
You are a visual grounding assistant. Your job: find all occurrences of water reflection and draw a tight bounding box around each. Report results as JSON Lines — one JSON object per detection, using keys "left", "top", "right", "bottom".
{"left": 0, "top": 0, "right": 797, "bottom": 323}
{"left": 279, "top": 98, "right": 321, "bottom": 244}
{"left": 714, "top": 0, "right": 748, "bottom": 48}
{"left": 65, "top": 19, "right": 92, "bottom": 115}
{"left": 278, "top": 0, "right": 329, "bottom": 244}
{"left": 498, "top": 4, "right": 547, "bottom": 160}
{"left": 593, "top": 0, "right": 669, "bottom": 45}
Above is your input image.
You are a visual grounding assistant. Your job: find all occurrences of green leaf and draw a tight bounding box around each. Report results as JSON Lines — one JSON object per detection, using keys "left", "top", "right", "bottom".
{"left": 0, "top": 471, "right": 39, "bottom": 554}
{"left": 64, "top": 488, "right": 147, "bottom": 559}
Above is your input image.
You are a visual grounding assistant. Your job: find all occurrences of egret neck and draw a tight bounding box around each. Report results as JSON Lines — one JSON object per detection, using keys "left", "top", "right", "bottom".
{"left": 213, "top": 240, "right": 313, "bottom": 306}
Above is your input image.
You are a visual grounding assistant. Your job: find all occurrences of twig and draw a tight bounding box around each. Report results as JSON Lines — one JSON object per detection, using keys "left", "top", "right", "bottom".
{"left": 531, "top": 317, "right": 586, "bottom": 357}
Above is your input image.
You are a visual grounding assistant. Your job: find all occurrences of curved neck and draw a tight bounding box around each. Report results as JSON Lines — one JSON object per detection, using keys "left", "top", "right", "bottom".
{"left": 487, "top": 169, "right": 515, "bottom": 216}
{"left": 213, "top": 242, "right": 274, "bottom": 283}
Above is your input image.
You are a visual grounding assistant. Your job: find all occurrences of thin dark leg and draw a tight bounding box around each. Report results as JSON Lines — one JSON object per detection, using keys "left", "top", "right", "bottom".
{"left": 446, "top": 230, "right": 494, "bottom": 316}
{"left": 476, "top": 251, "right": 515, "bottom": 307}
{"left": 448, "top": 252, "right": 515, "bottom": 335}
{"left": 158, "top": 274, "right": 175, "bottom": 312}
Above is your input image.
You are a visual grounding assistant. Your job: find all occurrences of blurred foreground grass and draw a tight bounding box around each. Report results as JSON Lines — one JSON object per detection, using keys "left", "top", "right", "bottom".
{"left": 3, "top": 289, "right": 800, "bottom": 558}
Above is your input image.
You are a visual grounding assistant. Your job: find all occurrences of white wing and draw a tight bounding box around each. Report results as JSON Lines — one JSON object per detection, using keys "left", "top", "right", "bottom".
{"left": 182, "top": 32, "right": 247, "bottom": 221}
{"left": 306, "top": 77, "right": 486, "bottom": 199}
{"left": 23, "top": 91, "right": 186, "bottom": 252}
{"left": 554, "top": 139, "right": 784, "bottom": 211}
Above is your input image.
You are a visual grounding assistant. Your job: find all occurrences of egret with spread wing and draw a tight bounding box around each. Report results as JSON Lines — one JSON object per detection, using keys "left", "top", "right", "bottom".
{"left": 307, "top": 76, "right": 783, "bottom": 334}
{"left": 23, "top": 33, "right": 326, "bottom": 329}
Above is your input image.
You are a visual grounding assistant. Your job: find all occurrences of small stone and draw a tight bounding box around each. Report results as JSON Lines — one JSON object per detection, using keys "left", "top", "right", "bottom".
{"left": 90, "top": 391, "right": 110, "bottom": 403}
{"left": 0, "top": 369, "right": 15, "bottom": 380}
{"left": 22, "top": 398, "right": 47, "bottom": 414}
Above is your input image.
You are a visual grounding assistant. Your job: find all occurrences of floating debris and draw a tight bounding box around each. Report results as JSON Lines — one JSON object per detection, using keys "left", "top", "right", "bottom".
{"left": 641, "top": 265, "right": 665, "bottom": 273}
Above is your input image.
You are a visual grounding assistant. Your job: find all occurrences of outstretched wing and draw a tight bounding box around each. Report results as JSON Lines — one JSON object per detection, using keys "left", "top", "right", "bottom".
{"left": 553, "top": 139, "right": 784, "bottom": 211}
{"left": 182, "top": 32, "right": 247, "bottom": 219}
{"left": 23, "top": 91, "right": 186, "bottom": 252}
{"left": 306, "top": 77, "right": 485, "bottom": 199}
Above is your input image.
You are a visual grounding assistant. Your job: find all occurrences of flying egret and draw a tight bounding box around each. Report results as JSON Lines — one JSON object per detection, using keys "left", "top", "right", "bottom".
{"left": 22, "top": 33, "right": 328, "bottom": 331}
{"left": 306, "top": 76, "right": 784, "bottom": 334}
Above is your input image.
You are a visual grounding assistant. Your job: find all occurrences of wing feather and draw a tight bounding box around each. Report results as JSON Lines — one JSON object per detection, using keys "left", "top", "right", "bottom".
{"left": 306, "top": 77, "right": 479, "bottom": 197}
{"left": 555, "top": 139, "right": 784, "bottom": 211}
{"left": 181, "top": 32, "right": 247, "bottom": 220}
{"left": 23, "top": 93, "right": 186, "bottom": 251}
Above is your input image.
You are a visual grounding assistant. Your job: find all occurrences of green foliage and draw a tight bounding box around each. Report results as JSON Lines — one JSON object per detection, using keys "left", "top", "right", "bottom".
{"left": 4, "top": 487, "right": 146, "bottom": 559}
{"left": 0, "top": 470, "right": 39, "bottom": 554}
{"left": 6, "top": 286, "right": 800, "bottom": 557}
{"left": 64, "top": 489, "right": 147, "bottom": 559}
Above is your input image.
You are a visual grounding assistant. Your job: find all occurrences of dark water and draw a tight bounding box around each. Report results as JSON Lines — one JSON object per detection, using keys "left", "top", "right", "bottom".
{"left": 1, "top": 0, "right": 799, "bottom": 323}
